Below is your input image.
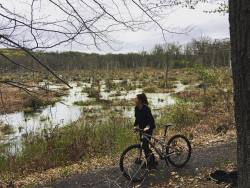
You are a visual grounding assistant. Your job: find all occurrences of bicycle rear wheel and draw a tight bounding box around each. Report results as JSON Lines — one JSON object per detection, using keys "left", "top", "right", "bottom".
{"left": 166, "top": 135, "right": 192, "bottom": 168}
{"left": 120, "top": 144, "right": 148, "bottom": 182}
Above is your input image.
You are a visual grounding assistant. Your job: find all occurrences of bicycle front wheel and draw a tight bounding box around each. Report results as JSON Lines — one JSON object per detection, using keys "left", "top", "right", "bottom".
{"left": 119, "top": 144, "right": 148, "bottom": 182}
{"left": 166, "top": 135, "right": 192, "bottom": 168}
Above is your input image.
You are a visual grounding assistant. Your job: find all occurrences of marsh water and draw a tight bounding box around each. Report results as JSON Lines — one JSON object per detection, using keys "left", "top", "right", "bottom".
{"left": 0, "top": 80, "right": 188, "bottom": 150}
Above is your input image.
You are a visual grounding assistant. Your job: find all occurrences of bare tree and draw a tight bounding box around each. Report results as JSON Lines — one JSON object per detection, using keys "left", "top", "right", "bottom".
{"left": 0, "top": 0, "right": 196, "bottom": 50}
{"left": 0, "top": 0, "right": 201, "bottom": 90}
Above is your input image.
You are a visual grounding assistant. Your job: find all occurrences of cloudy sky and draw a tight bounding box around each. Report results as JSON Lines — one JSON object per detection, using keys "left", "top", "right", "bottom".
{"left": 63, "top": 3, "right": 229, "bottom": 53}
{"left": 103, "top": 3, "right": 229, "bottom": 54}
{"left": 1, "top": 1, "right": 229, "bottom": 54}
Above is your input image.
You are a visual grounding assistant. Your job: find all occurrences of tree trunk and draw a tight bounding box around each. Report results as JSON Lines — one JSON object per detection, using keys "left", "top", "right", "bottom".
{"left": 229, "top": 0, "right": 250, "bottom": 187}
{"left": 165, "top": 62, "right": 169, "bottom": 88}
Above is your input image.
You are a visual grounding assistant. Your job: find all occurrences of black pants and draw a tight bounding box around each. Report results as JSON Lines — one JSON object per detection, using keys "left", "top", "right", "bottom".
{"left": 141, "top": 130, "right": 155, "bottom": 164}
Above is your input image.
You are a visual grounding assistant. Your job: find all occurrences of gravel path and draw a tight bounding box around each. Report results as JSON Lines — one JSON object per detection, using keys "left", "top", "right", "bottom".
{"left": 39, "top": 142, "right": 236, "bottom": 188}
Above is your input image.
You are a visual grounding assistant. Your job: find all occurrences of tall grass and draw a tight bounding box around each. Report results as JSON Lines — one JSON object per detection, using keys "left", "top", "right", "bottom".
{"left": 0, "top": 117, "right": 137, "bottom": 178}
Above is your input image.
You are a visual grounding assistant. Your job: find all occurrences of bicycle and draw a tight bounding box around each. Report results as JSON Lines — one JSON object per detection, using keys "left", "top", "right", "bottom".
{"left": 119, "top": 124, "right": 192, "bottom": 182}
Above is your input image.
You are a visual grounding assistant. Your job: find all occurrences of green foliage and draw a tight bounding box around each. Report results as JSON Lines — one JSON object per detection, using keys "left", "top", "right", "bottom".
{"left": 194, "top": 66, "right": 218, "bottom": 86}
{"left": 160, "top": 102, "right": 201, "bottom": 128}
{"left": 193, "top": 65, "right": 231, "bottom": 88}
{"left": 192, "top": 66, "right": 233, "bottom": 113}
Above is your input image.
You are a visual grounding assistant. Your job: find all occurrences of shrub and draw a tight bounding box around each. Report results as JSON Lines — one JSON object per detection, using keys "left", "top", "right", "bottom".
{"left": 143, "top": 85, "right": 158, "bottom": 93}
{"left": 23, "top": 96, "right": 44, "bottom": 110}
{"left": 181, "top": 80, "right": 189, "bottom": 85}
{"left": 161, "top": 103, "right": 201, "bottom": 128}
{"left": 85, "top": 87, "right": 100, "bottom": 99}
{"left": 73, "top": 100, "right": 96, "bottom": 106}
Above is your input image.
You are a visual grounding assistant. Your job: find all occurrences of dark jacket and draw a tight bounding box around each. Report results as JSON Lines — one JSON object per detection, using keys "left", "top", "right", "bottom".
{"left": 134, "top": 105, "right": 155, "bottom": 131}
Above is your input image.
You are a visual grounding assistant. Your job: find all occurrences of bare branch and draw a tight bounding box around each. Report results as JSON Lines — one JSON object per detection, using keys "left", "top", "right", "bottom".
{"left": 0, "top": 34, "right": 71, "bottom": 88}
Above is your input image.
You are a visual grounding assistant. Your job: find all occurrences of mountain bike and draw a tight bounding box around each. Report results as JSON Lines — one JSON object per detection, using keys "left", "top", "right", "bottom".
{"left": 119, "top": 124, "right": 192, "bottom": 182}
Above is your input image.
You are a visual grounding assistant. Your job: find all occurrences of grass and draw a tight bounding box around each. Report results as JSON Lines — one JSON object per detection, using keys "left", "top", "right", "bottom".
{"left": 0, "top": 117, "right": 136, "bottom": 179}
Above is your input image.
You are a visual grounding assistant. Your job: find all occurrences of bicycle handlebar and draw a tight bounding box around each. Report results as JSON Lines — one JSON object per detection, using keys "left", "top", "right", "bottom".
{"left": 134, "top": 127, "right": 144, "bottom": 132}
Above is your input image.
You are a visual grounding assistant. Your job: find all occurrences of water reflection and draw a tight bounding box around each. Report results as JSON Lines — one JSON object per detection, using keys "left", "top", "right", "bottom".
{"left": 0, "top": 80, "right": 186, "bottom": 148}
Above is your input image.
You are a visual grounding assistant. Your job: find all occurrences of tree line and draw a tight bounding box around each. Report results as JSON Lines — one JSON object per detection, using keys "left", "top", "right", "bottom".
{"left": 0, "top": 37, "right": 230, "bottom": 73}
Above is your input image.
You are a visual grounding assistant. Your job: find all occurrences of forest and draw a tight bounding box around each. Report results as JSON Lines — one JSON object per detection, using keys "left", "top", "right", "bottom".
{"left": 0, "top": 38, "right": 230, "bottom": 72}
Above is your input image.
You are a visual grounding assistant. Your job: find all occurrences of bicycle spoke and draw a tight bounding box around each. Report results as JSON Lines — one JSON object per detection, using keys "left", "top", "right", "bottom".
{"left": 122, "top": 147, "right": 147, "bottom": 181}
{"left": 129, "top": 161, "right": 147, "bottom": 183}
{"left": 167, "top": 135, "right": 191, "bottom": 167}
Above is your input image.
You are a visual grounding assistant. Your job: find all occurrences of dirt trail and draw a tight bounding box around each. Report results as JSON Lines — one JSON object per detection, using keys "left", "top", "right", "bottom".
{"left": 39, "top": 142, "right": 236, "bottom": 188}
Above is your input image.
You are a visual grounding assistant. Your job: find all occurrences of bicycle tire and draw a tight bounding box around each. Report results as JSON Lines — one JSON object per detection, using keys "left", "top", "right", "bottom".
{"left": 166, "top": 134, "right": 192, "bottom": 168}
{"left": 120, "top": 144, "right": 148, "bottom": 182}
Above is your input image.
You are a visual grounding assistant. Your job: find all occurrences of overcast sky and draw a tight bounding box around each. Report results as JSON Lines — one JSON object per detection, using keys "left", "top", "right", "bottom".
{"left": 63, "top": 3, "right": 229, "bottom": 54}
{"left": 1, "top": 1, "right": 229, "bottom": 54}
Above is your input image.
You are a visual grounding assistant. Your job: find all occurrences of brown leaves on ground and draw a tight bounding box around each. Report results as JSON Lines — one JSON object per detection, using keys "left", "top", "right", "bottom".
{"left": 153, "top": 163, "right": 236, "bottom": 188}
{"left": 11, "top": 156, "right": 118, "bottom": 187}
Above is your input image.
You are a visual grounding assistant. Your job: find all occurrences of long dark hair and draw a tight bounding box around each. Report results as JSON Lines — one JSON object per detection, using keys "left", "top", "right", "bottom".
{"left": 137, "top": 93, "right": 149, "bottom": 105}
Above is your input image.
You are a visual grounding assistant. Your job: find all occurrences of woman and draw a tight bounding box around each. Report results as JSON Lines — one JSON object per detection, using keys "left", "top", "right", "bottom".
{"left": 134, "top": 93, "right": 157, "bottom": 169}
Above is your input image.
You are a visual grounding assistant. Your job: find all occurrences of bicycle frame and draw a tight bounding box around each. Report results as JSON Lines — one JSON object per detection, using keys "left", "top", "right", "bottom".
{"left": 140, "top": 132, "right": 166, "bottom": 159}
{"left": 137, "top": 125, "right": 175, "bottom": 162}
